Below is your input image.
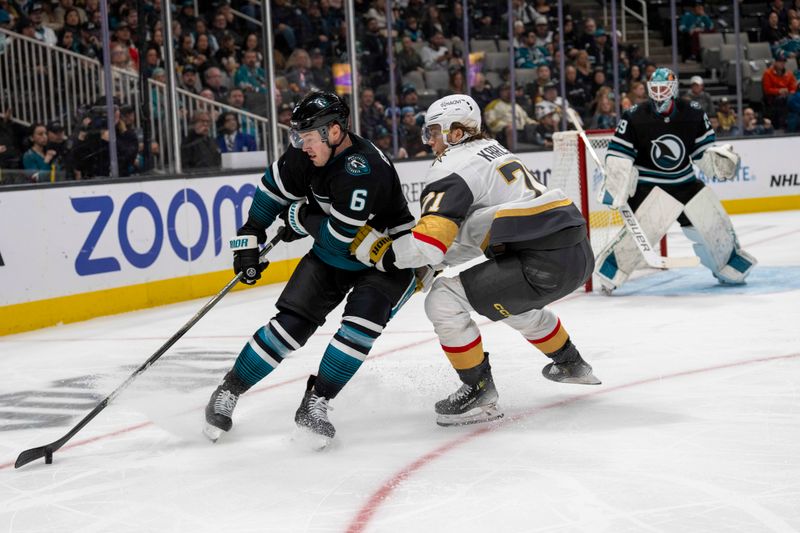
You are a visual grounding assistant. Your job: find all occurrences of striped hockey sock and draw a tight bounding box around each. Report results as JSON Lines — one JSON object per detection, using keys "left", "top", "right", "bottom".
{"left": 315, "top": 320, "right": 380, "bottom": 399}
{"left": 233, "top": 318, "right": 300, "bottom": 387}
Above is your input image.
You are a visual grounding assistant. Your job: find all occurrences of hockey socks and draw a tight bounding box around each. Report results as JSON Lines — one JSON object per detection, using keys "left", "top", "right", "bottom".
{"left": 441, "top": 335, "right": 485, "bottom": 373}
{"left": 233, "top": 320, "right": 296, "bottom": 386}
{"left": 315, "top": 321, "right": 379, "bottom": 399}
{"left": 525, "top": 318, "right": 570, "bottom": 355}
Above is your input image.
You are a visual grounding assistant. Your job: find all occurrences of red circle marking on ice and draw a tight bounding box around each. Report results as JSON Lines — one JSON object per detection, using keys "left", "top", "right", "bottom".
{"left": 345, "top": 352, "right": 800, "bottom": 533}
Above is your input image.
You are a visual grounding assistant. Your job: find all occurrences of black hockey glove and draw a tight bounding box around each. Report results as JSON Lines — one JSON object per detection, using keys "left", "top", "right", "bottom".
{"left": 279, "top": 200, "right": 310, "bottom": 242}
{"left": 231, "top": 221, "right": 269, "bottom": 285}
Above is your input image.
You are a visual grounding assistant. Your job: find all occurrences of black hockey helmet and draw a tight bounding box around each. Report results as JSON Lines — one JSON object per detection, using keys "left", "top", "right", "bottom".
{"left": 290, "top": 91, "right": 349, "bottom": 140}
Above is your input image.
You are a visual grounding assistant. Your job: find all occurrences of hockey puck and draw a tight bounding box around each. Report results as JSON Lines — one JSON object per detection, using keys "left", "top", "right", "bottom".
{"left": 44, "top": 450, "right": 53, "bottom": 464}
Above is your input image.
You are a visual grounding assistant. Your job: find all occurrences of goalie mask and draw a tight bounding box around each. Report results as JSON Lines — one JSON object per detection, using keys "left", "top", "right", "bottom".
{"left": 647, "top": 67, "right": 679, "bottom": 115}
{"left": 422, "top": 94, "right": 482, "bottom": 146}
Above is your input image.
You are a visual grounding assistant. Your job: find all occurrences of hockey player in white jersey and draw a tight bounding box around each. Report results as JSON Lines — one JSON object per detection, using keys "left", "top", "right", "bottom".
{"left": 351, "top": 95, "right": 600, "bottom": 427}
{"left": 595, "top": 67, "right": 757, "bottom": 293}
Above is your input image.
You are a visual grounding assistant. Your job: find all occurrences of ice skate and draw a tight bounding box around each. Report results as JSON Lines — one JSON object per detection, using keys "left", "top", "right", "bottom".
{"left": 542, "top": 341, "right": 601, "bottom": 385}
{"left": 294, "top": 375, "right": 335, "bottom": 449}
{"left": 435, "top": 372, "right": 503, "bottom": 427}
{"left": 204, "top": 371, "right": 248, "bottom": 442}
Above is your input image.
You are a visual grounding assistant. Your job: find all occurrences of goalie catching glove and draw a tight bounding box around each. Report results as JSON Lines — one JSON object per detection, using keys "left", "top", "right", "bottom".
{"left": 696, "top": 143, "right": 740, "bottom": 181}
{"left": 599, "top": 155, "right": 639, "bottom": 209}
{"left": 350, "top": 224, "right": 392, "bottom": 270}
{"left": 230, "top": 222, "right": 269, "bottom": 285}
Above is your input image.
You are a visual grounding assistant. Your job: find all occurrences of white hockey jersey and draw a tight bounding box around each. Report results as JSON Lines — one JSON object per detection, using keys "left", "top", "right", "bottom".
{"left": 387, "top": 137, "right": 586, "bottom": 270}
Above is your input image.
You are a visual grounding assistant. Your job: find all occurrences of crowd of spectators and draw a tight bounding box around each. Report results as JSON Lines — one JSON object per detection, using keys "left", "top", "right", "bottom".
{"left": 0, "top": 0, "right": 799, "bottom": 181}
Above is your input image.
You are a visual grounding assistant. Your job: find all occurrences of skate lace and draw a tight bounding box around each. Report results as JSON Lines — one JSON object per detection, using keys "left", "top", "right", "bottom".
{"left": 448, "top": 383, "right": 474, "bottom": 403}
{"left": 214, "top": 389, "right": 238, "bottom": 417}
{"left": 309, "top": 395, "right": 332, "bottom": 419}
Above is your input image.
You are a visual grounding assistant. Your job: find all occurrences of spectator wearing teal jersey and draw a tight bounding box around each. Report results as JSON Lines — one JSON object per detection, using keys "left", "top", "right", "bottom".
{"left": 234, "top": 50, "right": 267, "bottom": 94}
{"left": 515, "top": 31, "right": 551, "bottom": 69}
{"left": 22, "top": 123, "right": 60, "bottom": 182}
{"left": 679, "top": 0, "right": 714, "bottom": 62}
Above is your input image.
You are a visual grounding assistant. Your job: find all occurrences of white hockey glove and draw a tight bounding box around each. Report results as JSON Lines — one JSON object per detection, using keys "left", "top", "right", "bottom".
{"left": 697, "top": 144, "right": 740, "bottom": 181}
{"left": 599, "top": 156, "right": 639, "bottom": 209}
{"left": 350, "top": 224, "right": 392, "bottom": 270}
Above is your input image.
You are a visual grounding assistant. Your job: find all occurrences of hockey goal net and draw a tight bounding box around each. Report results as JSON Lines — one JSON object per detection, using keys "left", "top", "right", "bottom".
{"left": 550, "top": 129, "right": 666, "bottom": 292}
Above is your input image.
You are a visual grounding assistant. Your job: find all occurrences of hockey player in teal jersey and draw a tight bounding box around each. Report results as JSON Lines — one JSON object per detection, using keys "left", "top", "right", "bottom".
{"left": 204, "top": 91, "right": 415, "bottom": 445}
{"left": 595, "top": 67, "right": 757, "bottom": 293}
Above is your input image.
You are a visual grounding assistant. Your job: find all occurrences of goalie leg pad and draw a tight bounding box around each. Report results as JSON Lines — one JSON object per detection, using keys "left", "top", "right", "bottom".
{"left": 595, "top": 186, "right": 684, "bottom": 290}
{"left": 681, "top": 186, "right": 757, "bottom": 284}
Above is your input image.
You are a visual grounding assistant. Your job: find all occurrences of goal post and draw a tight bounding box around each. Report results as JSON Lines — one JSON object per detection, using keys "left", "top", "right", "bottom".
{"left": 550, "top": 129, "right": 668, "bottom": 292}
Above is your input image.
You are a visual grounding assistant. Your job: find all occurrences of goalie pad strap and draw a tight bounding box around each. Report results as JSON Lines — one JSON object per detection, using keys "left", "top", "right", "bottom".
{"left": 595, "top": 186, "right": 683, "bottom": 289}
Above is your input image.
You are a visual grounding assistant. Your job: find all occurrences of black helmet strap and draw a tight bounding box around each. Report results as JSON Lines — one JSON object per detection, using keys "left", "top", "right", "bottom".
{"left": 321, "top": 122, "right": 347, "bottom": 165}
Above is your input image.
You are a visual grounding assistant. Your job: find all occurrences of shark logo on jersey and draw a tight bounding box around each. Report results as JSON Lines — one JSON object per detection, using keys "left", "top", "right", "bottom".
{"left": 345, "top": 154, "right": 371, "bottom": 176}
{"left": 650, "top": 134, "right": 686, "bottom": 171}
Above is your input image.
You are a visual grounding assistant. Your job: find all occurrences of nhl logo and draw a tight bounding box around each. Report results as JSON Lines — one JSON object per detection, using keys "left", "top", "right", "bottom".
{"left": 650, "top": 134, "right": 686, "bottom": 171}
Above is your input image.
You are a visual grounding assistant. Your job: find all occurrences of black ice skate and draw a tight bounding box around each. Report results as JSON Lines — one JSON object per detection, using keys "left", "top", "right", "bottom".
{"left": 542, "top": 340, "right": 601, "bottom": 385}
{"left": 294, "top": 375, "right": 335, "bottom": 448}
{"left": 435, "top": 356, "right": 503, "bottom": 427}
{"left": 203, "top": 371, "right": 249, "bottom": 442}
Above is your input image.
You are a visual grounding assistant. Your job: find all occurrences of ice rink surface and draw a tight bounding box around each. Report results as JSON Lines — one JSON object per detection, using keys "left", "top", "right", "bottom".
{"left": 1, "top": 210, "right": 799, "bottom": 533}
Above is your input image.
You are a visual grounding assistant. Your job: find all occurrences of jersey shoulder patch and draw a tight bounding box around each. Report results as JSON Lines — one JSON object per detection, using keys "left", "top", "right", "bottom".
{"left": 345, "top": 153, "right": 371, "bottom": 176}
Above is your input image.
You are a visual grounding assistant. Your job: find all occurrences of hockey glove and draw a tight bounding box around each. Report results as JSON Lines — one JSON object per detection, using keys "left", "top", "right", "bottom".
{"left": 599, "top": 155, "right": 639, "bottom": 209}
{"left": 699, "top": 143, "right": 740, "bottom": 180}
{"left": 231, "top": 222, "right": 269, "bottom": 285}
{"left": 414, "top": 265, "right": 441, "bottom": 293}
{"left": 350, "top": 224, "right": 392, "bottom": 270}
{"left": 279, "top": 200, "right": 309, "bottom": 242}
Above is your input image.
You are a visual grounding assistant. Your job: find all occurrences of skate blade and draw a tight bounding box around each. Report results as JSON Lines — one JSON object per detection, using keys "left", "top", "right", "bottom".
{"left": 557, "top": 373, "right": 602, "bottom": 385}
{"left": 543, "top": 364, "right": 602, "bottom": 385}
{"left": 203, "top": 423, "right": 226, "bottom": 442}
{"left": 436, "top": 404, "right": 504, "bottom": 427}
{"left": 292, "top": 426, "right": 333, "bottom": 451}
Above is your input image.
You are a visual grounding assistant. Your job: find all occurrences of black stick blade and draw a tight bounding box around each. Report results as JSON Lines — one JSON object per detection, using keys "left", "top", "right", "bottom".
{"left": 15, "top": 445, "right": 49, "bottom": 468}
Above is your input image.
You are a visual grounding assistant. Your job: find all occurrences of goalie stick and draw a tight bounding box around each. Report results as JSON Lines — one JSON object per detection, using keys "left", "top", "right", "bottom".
{"left": 564, "top": 107, "right": 700, "bottom": 270}
{"left": 14, "top": 229, "right": 286, "bottom": 469}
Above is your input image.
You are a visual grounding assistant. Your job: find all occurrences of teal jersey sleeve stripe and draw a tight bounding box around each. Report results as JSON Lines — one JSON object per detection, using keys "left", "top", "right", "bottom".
{"left": 249, "top": 188, "right": 285, "bottom": 228}
{"left": 261, "top": 168, "right": 293, "bottom": 202}
{"left": 607, "top": 142, "right": 637, "bottom": 158}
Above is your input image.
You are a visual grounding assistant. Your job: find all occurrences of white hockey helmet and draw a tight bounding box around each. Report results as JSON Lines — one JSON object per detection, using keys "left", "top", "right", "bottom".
{"left": 422, "top": 94, "right": 481, "bottom": 146}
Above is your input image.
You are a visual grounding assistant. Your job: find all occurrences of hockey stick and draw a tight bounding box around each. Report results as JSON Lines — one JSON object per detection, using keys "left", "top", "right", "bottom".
{"left": 15, "top": 229, "right": 286, "bottom": 469}
{"left": 564, "top": 107, "right": 700, "bottom": 269}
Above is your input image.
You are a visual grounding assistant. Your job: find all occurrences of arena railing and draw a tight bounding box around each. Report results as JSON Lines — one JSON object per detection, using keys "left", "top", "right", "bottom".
{"left": 0, "top": 27, "right": 290, "bottom": 173}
